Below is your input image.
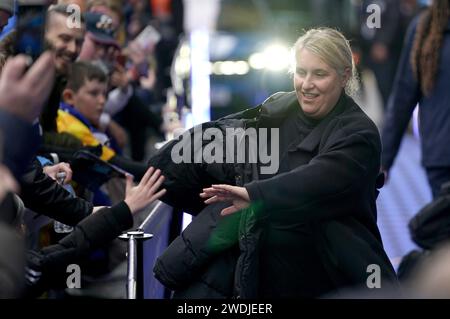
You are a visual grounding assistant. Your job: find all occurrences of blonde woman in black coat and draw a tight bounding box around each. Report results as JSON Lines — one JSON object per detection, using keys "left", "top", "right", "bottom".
{"left": 153, "top": 28, "right": 397, "bottom": 298}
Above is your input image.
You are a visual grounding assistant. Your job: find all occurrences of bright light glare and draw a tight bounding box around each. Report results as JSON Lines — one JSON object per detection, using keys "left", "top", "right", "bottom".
{"left": 212, "top": 61, "right": 223, "bottom": 75}
{"left": 248, "top": 44, "right": 291, "bottom": 71}
{"left": 179, "top": 44, "right": 191, "bottom": 58}
{"left": 220, "top": 61, "right": 235, "bottom": 75}
{"left": 234, "top": 61, "right": 250, "bottom": 75}
{"left": 211, "top": 60, "right": 250, "bottom": 75}
{"left": 175, "top": 57, "right": 191, "bottom": 75}
{"left": 264, "top": 45, "right": 291, "bottom": 71}
{"left": 248, "top": 52, "right": 265, "bottom": 70}
{"left": 190, "top": 30, "right": 210, "bottom": 125}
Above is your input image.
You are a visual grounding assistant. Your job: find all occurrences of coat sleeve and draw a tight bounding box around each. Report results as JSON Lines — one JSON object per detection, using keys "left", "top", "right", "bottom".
{"left": 24, "top": 202, "right": 133, "bottom": 296}
{"left": 381, "top": 16, "right": 421, "bottom": 171}
{"left": 148, "top": 122, "right": 236, "bottom": 215}
{"left": 245, "top": 122, "right": 380, "bottom": 224}
{"left": 19, "top": 159, "right": 93, "bottom": 226}
{"left": 0, "top": 109, "right": 41, "bottom": 179}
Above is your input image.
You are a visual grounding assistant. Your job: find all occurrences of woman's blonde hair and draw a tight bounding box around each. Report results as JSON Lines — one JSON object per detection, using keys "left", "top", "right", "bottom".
{"left": 291, "top": 28, "right": 359, "bottom": 97}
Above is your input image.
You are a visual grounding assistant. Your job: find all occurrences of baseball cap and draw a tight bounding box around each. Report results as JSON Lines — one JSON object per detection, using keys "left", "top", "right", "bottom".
{"left": 0, "top": 0, "right": 14, "bottom": 15}
{"left": 84, "top": 12, "right": 119, "bottom": 48}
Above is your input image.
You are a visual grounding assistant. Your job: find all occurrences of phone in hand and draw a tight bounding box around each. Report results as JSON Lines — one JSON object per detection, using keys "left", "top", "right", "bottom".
{"left": 14, "top": 0, "right": 49, "bottom": 61}
{"left": 134, "top": 25, "right": 161, "bottom": 52}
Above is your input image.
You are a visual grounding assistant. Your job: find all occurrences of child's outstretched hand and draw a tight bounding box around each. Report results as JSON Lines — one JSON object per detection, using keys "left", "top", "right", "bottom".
{"left": 124, "top": 167, "right": 166, "bottom": 214}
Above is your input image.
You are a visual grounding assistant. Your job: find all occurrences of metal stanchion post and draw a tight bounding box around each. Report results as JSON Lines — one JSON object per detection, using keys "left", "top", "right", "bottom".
{"left": 119, "top": 230, "right": 153, "bottom": 299}
{"left": 120, "top": 202, "right": 165, "bottom": 299}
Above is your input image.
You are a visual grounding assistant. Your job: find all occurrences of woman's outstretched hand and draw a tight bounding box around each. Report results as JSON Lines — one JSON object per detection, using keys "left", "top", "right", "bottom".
{"left": 124, "top": 167, "right": 166, "bottom": 214}
{"left": 200, "top": 184, "right": 250, "bottom": 216}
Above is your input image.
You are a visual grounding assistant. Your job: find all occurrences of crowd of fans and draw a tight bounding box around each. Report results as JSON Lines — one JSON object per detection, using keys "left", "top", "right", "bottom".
{"left": 0, "top": 0, "right": 181, "bottom": 298}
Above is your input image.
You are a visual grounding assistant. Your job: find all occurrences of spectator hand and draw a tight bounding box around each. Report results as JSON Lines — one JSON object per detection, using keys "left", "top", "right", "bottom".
{"left": 124, "top": 167, "right": 166, "bottom": 214}
{"left": 127, "top": 41, "right": 146, "bottom": 65}
{"left": 0, "top": 52, "right": 55, "bottom": 123}
{"left": 200, "top": 184, "right": 250, "bottom": 216}
{"left": 139, "top": 69, "right": 156, "bottom": 90}
{"left": 43, "top": 162, "right": 73, "bottom": 184}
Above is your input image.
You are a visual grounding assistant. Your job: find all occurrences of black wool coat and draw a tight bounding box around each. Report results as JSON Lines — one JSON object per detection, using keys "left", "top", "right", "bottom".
{"left": 151, "top": 92, "right": 398, "bottom": 298}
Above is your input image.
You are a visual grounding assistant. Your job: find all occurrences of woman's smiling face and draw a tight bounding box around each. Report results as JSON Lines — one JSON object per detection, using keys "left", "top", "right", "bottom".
{"left": 294, "top": 48, "right": 348, "bottom": 120}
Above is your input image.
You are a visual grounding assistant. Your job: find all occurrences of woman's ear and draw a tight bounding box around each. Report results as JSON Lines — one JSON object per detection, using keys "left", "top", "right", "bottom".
{"left": 341, "top": 67, "right": 351, "bottom": 87}
{"left": 62, "top": 88, "right": 75, "bottom": 105}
